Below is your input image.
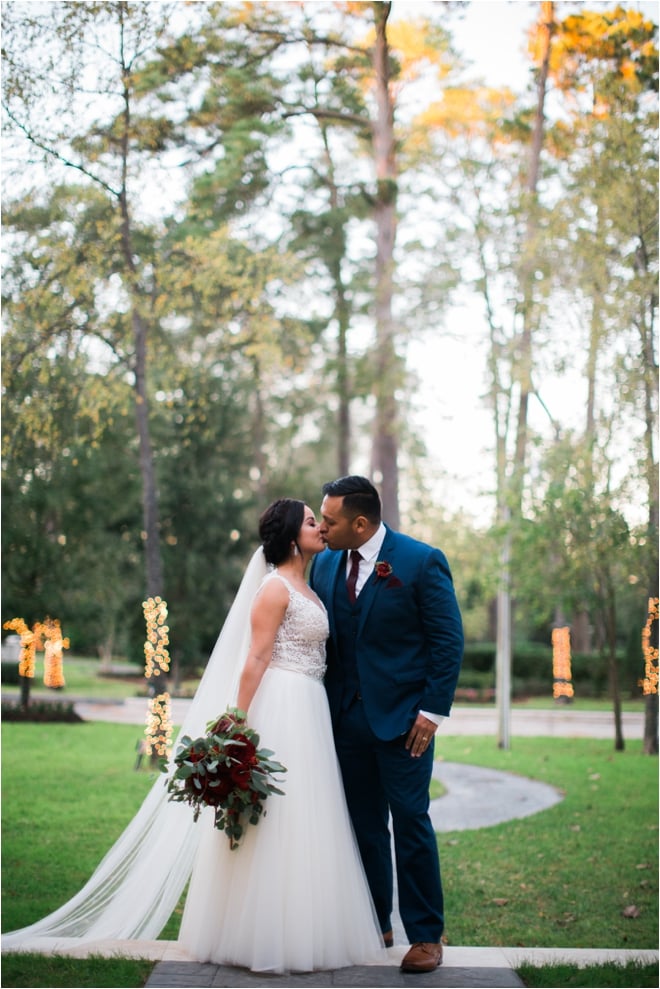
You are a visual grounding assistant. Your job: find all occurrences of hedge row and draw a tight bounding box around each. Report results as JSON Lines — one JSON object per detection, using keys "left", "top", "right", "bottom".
{"left": 1, "top": 700, "right": 83, "bottom": 722}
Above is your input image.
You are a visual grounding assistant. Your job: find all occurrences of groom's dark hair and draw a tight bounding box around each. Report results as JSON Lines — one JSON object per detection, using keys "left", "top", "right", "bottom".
{"left": 322, "top": 475, "right": 381, "bottom": 524}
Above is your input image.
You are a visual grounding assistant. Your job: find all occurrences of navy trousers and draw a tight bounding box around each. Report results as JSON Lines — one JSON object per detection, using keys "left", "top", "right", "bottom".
{"left": 334, "top": 698, "right": 444, "bottom": 943}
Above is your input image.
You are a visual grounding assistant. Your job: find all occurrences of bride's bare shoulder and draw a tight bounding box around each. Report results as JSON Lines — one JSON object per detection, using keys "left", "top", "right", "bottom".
{"left": 253, "top": 572, "right": 291, "bottom": 609}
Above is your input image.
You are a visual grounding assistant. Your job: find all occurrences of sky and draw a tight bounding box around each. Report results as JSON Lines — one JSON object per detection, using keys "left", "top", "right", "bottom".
{"left": 393, "top": 0, "right": 658, "bottom": 523}
{"left": 405, "top": 1, "right": 541, "bottom": 520}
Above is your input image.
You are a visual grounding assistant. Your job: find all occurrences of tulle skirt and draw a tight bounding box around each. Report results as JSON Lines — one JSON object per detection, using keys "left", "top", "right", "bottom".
{"left": 178, "top": 666, "right": 384, "bottom": 973}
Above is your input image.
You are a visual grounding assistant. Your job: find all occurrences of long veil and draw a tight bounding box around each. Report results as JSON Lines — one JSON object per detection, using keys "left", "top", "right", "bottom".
{"left": 2, "top": 546, "right": 269, "bottom": 951}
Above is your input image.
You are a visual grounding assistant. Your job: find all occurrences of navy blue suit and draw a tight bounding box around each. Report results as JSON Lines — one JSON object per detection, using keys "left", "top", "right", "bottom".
{"left": 310, "top": 526, "right": 463, "bottom": 942}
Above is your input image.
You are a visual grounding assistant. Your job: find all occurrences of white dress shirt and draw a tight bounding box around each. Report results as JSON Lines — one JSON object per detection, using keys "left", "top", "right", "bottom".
{"left": 347, "top": 524, "right": 444, "bottom": 728}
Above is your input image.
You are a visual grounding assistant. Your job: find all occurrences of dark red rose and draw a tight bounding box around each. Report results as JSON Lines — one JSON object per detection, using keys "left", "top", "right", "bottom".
{"left": 204, "top": 774, "right": 233, "bottom": 802}
{"left": 375, "top": 561, "right": 393, "bottom": 579}
{"left": 230, "top": 764, "right": 253, "bottom": 790}
{"left": 230, "top": 735, "right": 257, "bottom": 764}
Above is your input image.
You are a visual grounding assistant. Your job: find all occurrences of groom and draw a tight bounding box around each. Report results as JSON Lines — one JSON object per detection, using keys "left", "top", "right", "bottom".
{"left": 310, "top": 475, "right": 463, "bottom": 973}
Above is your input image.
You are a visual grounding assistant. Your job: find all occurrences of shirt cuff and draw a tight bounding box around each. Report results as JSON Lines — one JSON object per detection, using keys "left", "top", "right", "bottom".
{"left": 420, "top": 710, "right": 444, "bottom": 727}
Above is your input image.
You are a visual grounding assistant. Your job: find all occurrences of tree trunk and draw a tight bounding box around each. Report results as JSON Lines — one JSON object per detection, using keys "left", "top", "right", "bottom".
{"left": 370, "top": 1, "right": 400, "bottom": 528}
{"left": 640, "top": 298, "right": 658, "bottom": 752}
{"left": 116, "top": 26, "right": 165, "bottom": 724}
{"left": 609, "top": 643, "right": 624, "bottom": 752}
{"left": 642, "top": 596, "right": 659, "bottom": 755}
{"left": 116, "top": 27, "right": 164, "bottom": 604}
{"left": 496, "top": 1, "right": 554, "bottom": 749}
{"left": 317, "top": 121, "right": 353, "bottom": 478}
{"left": 250, "top": 360, "right": 269, "bottom": 505}
{"left": 644, "top": 693, "right": 659, "bottom": 755}
{"left": 512, "top": 0, "right": 554, "bottom": 485}
{"left": 133, "top": 307, "right": 163, "bottom": 599}
{"left": 603, "top": 579, "right": 624, "bottom": 750}
{"left": 19, "top": 675, "right": 31, "bottom": 709}
{"left": 326, "top": 238, "right": 351, "bottom": 477}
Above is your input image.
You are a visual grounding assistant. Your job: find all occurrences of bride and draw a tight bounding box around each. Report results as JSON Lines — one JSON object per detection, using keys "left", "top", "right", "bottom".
{"left": 2, "top": 498, "right": 384, "bottom": 973}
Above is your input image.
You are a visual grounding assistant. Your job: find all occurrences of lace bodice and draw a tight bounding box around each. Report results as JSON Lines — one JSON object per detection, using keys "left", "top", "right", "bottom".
{"left": 263, "top": 573, "right": 329, "bottom": 682}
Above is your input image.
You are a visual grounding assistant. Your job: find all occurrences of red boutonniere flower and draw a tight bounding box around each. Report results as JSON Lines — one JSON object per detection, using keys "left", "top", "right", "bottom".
{"left": 375, "top": 561, "right": 393, "bottom": 579}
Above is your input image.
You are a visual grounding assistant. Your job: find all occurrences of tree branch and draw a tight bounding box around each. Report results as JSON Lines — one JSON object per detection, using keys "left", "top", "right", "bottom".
{"left": 2, "top": 103, "right": 120, "bottom": 199}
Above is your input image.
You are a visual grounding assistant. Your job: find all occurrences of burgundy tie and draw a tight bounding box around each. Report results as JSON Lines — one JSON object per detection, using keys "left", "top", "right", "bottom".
{"left": 347, "top": 550, "right": 362, "bottom": 604}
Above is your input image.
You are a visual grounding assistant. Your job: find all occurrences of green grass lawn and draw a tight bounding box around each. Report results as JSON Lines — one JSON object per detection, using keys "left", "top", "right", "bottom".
{"left": 0, "top": 954, "right": 154, "bottom": 988}
{"left": 437, "top": 734, "right": 658, "bottom": 951}
{"left": 1, "top": 720, "right": 657, "bottom": 988}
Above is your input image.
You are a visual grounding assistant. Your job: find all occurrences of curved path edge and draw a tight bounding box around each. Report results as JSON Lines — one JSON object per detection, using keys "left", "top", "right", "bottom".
{"left": 430, "top": 760, "right": 563, "bottom": 831}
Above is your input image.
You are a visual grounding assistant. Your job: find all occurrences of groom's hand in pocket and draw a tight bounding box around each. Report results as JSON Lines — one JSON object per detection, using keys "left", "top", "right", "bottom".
{"left": 405, "top": 714, "right": 437, "bottom": 758}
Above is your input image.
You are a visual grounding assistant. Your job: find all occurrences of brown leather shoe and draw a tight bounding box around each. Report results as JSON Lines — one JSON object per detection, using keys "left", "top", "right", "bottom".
{"left": 400, "top": 941, "right": 443, "bottom": 972}
{"left": 382, "top": 929, "right": 394, "bottom": 948}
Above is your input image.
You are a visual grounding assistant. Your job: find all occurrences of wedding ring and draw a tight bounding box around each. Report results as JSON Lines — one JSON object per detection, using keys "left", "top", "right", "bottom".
{"left": 422, "top": 736, "right": 428, "bottom": 741}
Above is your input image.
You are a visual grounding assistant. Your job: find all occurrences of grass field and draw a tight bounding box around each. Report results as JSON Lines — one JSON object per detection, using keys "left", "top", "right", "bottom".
{"left": 436, "top": 734, "right": 657, "bottom": 950}
{"left": 1, "top": 714, "right": 657, "bottom": 988}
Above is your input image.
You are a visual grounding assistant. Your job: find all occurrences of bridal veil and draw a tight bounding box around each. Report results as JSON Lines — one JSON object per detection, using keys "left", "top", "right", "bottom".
{"left": 2, "top": 546, "right": 269, "bottom": 950}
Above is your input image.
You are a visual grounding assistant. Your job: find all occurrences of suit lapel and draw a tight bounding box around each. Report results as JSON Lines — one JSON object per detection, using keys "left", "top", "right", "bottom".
{"left": 356, "top": 528, "right": 398, "bottom": 636}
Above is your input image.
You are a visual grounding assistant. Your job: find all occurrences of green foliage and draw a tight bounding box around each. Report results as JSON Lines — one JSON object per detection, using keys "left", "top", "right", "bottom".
{"left": 1, "top": 362, "right": 143, "bottom": 654}
{"left": 1, "top": 700, "right": 82, "bottom": 722}
{"left": 1, "top": 662, "right": 21, "bottom": 685}
{"left": 1, "top": 0, "right": 657, "bottom": 698}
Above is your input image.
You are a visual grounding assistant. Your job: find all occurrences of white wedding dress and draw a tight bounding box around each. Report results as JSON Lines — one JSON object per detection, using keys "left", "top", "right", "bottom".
{"left": 178, "top": 572, "right": 383, "bottom": 973}
{"left": 2, "top": 550, "right": 383, "bottom": 973}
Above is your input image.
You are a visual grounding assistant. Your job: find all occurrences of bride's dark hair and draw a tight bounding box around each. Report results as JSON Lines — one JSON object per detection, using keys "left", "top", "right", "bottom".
{"left": 259, "top": 499, "right": 305, "bottom": 565}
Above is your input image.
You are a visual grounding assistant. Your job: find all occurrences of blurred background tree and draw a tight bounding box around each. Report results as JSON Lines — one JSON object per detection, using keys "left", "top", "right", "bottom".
{"left": 2, "top": 2, "right": 657, "bottom": 746}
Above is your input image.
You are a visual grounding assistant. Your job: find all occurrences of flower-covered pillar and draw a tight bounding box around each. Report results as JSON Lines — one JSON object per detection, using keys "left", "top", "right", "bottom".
{"left": 552, "top": 626, "right": 573, "bottom": 703}
{"left": 2, "top": 618, "right": 37, "bottom": 708}
{"left": 142, "top": 596, "right": 173, "bottom": 762}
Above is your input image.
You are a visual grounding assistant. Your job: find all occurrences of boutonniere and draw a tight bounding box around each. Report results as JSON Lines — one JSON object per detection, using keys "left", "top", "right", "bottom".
{"left": 374, "top": 561, "right": 393, "bottom": 579}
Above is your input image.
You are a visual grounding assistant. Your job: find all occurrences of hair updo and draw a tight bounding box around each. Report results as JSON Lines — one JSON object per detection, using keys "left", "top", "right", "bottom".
{"left": 259, "top": 499, "right": 306, "bottom": 566}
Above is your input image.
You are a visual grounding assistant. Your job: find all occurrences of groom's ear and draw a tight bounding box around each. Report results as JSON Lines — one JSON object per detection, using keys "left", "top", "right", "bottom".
{"left": 353, "top": 515, "right": 369, "bottom": 535}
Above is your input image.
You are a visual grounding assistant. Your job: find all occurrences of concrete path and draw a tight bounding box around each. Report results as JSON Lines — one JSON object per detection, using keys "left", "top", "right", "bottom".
{"left": 6, "top": 934, "right": 656, "bottom": 988}
{"left": 69, "top": 696, "right": 646, "bottom": 740}
{"left": 143, "top": 946, "right": 658, "bottom": 988}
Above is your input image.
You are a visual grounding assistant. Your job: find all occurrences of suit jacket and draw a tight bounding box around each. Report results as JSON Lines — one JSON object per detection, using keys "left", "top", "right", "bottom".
{"left": 310, "top": 525, "right": 464, "bottom": 741}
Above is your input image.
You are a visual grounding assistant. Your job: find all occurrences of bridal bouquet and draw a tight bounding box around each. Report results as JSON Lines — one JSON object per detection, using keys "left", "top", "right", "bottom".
{"left": 164, "top": 708, "right": 287, "bottom": 849}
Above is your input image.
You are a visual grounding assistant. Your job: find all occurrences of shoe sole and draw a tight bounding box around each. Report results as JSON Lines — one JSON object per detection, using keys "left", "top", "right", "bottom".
{"left": 400, "top": 961, "right": 442, "bottom": 972}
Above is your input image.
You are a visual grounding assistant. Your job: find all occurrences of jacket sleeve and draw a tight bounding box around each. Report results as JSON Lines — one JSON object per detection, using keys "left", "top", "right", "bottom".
{"left": 418, "top": 547, "right": 464, "bottom": 717}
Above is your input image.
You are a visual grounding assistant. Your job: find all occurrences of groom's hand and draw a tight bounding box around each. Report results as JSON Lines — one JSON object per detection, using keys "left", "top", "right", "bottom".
{"left": 405, "top": 714, "right": 437, "bottom": 758}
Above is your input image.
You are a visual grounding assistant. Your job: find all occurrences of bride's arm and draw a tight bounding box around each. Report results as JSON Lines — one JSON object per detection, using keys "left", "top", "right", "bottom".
{"left": 235, "top": 578, "right": 289, "bottom": 713}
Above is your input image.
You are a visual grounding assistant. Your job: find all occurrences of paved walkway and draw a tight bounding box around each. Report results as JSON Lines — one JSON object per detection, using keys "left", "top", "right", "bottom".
{"left": 3, "top": 698, "right": 655, "bottom": 987}
{"left": 143, "top": 946, "right": 658, "bottom": 988}
{"left": 69, "top": 696, "right": 646, "bottom": 740}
